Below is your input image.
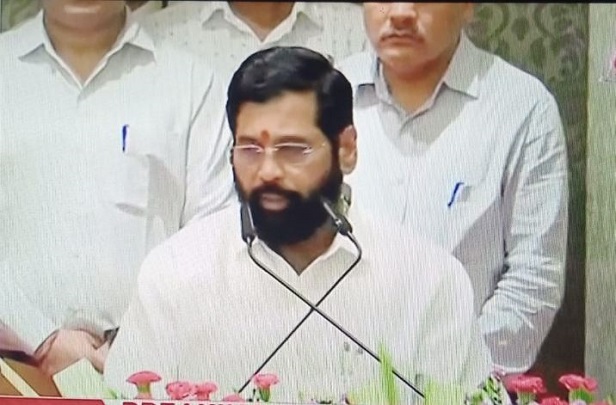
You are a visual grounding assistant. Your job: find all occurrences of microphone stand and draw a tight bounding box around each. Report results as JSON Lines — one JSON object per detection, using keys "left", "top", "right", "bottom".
{"left": 238, "top": 201, "right": 424, "bottom": 400}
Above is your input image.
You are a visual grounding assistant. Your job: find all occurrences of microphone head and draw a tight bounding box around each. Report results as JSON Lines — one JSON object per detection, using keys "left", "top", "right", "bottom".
{"left": 240, "top": 202, "right": 256, "bottom": 245}
{"left": 320, "top": 196, "right": 353, "bottom": 236}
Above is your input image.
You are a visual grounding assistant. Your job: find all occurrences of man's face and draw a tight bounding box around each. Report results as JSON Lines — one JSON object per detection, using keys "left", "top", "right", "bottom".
{"left": 232, "top": 91, "right": 342, "bottom": 246}
{"left": 363, "top": 3, "right": 473, "bottom": 75}
{"left": 42, "top": 0, "right": 125, "bottom": 30}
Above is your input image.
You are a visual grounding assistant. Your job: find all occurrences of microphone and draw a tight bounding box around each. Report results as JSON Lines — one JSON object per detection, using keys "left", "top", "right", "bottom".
{"left": 240, "top": 200, "right": 256, "bottom": 245}
{"left": 237, "top": 199, "right": 424, "bottom": 399}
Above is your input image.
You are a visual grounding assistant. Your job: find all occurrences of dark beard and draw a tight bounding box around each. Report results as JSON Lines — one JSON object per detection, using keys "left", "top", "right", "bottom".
{"left": 236, "top": 165, "right": 343, "bottom": 247}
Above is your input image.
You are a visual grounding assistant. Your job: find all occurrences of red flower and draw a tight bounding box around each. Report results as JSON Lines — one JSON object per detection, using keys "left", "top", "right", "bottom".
{"left": 253, "top": 373, "right": 280, "bottom": 390}
{"left": 222, "top": 393, "right": 246, "bottom": 402}
{"left": 165, "top": 381, "right": 195, "bottom": 400}
{"left": 540, "top": 396, "right": 568, "bottom": 405}
{"left": 558, "top": 374, "right": 598, "bottom": 392}
{"left": 505, "top": 375, "right": 546, "bottom": 394}
{"left": 194, "top": 382, "right": 218, "bottom": 401}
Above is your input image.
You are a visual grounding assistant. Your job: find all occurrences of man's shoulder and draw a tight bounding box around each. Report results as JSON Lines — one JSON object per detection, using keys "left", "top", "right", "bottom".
{"left": 136, "top": 203, "right": 243, "bottom": 291}
{"left": 470, "top": 40, "right": 556, "bottom": 102}
{"left": 141, "top": 1, "right": 205, "bottom": 37}
{"left": 0, "top": 16, "right": 37, "bottom": 60}
{"left": 0, "top": 33, "right": 17, "bottom": 60}
{"left": 312, "top": 1, "right": 364, "bottom": 17}
{"left": 147, "top": 33, "right": 213, "bottom": 73}
{"left": 168, "top": 203, "right": 241, "bottom": 249}
{"left": 141, "top": 203, "right": 243, "bottom": 277}
{"left": 142, "top": 33, "right": 219, "bottom": 96}
{"left": 336, "top": 51, "right": 374, "bottom": 88}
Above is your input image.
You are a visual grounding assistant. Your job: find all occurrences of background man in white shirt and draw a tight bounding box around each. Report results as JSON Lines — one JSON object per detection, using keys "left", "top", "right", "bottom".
{"left": 141, "top": 1, "right": 368, "bottom": 86}
{"left": 0, "top": 0, "right": 234, "bottom": 376}
{"left": 0, "top": 0, "right": 169, "bottom": 32}
{"left": 337, "top": 3, "right": 569, "bottom": 381}
{"left": 104, "top": 46, "right": 493, "bottom": 403}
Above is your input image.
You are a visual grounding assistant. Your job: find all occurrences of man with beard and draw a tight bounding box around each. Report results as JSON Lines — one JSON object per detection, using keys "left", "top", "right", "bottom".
{"left": 104, "top": 47, "right": 493, "bottom": 403}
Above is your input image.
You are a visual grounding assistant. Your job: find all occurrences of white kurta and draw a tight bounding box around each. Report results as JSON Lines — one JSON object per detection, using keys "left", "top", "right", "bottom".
{"left": 337, "top": 34, "right": 569, "bottom": 374}
{"left": 104, "top": 202, "right": 492, "bottom": 404}
{"left": 0, "top": 11, "right": 235, "bottom": 354}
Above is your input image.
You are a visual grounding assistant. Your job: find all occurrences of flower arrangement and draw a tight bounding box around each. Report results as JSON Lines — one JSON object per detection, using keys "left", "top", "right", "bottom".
{"left": 505, "top": 374, "right": 614, "bottom": 405}
{"left": 121, "top": 361, "right": 610, "bottom": 405}
{"left": 125, "top": 371, "right": 279, "bottom": 403}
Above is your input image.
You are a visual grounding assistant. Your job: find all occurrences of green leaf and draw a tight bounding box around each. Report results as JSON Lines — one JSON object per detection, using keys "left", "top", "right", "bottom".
{"left": 378, "top": 344, "right": 400, "bottom": 405}
{"left": 424, "top": 379, "right": 465, "bottom": 405}
{"left": 569, "top": 388, "right": 594, "bottom": 404}
{"left": 259, "top": 387, "right": 271, "bottom": 402}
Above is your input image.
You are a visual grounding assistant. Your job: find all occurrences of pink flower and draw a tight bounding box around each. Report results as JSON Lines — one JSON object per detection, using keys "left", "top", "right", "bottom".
{"left": 559, "top": 374, "right": 598, "bottom": 392}
{"left": 253, "top": 373, "right": 279, "bottom": 390}
{"left": 506, "top": 375, "right": 546, "bottom": 394}
{"left": 222, "top": 393, "right": 246, "bottom": 402}
{"left": 126, "top": 371, "right": 162, "bottom": 400}
{"left": 540, "top": 397, "right": 569, "bottom": 405}
{"left": 194, "top": 382, "right": 218, "bottom": 401}
{"left": 165, "top": 381, "right": 195, "bottom": 400}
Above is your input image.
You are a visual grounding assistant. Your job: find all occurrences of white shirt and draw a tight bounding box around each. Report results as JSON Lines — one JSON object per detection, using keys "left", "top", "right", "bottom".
{"left": 141, "top": 1, "right": 368, "bottom": 87}
{"left": 130, "top": 1, "right": 165, "bottom": 21}
{"left": 0, "top": 1, "right": 168, "bottom": 32}
{"left": 104, "top": 201, "right": 492, "bottom": 403}
{"left": 0, "top": 11, "right": 235, "bottom": 354}
{"left": 337, "top": 34, "right": 569, "bottom": 374}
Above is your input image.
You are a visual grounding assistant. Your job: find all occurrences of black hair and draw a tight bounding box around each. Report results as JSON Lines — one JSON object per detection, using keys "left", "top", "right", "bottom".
{"left": 226, "top": 46, "right": 353, "bottom": 144}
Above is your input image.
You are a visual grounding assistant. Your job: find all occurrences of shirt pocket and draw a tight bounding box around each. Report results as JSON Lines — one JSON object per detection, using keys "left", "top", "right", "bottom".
{"left": 100, "top": 123, "right": 161, "bottom": 214}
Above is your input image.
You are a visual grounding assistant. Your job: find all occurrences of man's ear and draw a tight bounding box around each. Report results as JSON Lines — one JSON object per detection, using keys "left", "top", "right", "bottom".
{"left": 337, "top": 125, "right": 357, "bottom": 175}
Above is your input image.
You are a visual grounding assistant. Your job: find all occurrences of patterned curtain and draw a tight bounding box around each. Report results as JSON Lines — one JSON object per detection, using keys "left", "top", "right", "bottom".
{"left": 467, "top": 3, "right": 588, "bottom": 396}
{"left": 0, "top": 0, "right": 40, "bottom": 32}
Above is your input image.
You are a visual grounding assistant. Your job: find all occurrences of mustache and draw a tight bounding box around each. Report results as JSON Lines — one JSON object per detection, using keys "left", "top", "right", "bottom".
{"left": 251, "top": 184, "right": 295, "bottom": 199}
{"left": 252, "top": 184, "right": 291, "bottom": 196}
{"left": 381, "top": 27, "right": 422, "bottom": 41}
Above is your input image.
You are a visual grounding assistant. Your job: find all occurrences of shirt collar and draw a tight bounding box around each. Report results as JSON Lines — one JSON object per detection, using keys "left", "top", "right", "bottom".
{"left": 14, "top": 7, "right": 156, "bottom": 60}
{"left": 200, "top": 1, "right": 322, "bottom": 30}
{"left": 351, "top": 32, "right": 482, "bottom": 101}
{"left": 440, "top": 32, "right": 481, "bottom": 98}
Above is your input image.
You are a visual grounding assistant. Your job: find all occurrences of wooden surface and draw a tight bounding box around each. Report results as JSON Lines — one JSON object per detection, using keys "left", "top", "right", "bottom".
{"left": 0, "top": 372, "right": 20, "bottom": 396}
{"left": 0, "top": 356, "right": 60, "bottom": 397}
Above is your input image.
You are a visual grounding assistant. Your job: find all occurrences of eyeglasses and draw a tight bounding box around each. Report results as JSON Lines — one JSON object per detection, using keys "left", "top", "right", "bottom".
{"left": 232, "top": 141, "right": 328, "bottom": 166}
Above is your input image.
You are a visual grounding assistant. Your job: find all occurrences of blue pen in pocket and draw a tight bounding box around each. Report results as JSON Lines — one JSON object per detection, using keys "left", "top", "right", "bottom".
{"left": 447, "top": 181, "right": 464, "bottom": 208}
{"left": 122, "top": 124, "right": 129, "bottom": 153}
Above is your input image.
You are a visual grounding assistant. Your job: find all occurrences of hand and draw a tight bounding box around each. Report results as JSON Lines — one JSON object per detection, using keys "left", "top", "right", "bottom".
{"left": 92, "top": 341, "right": 110, "bottom": 373}
{"left": 34, "top": 329, "right": 105, "bottom": 377}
